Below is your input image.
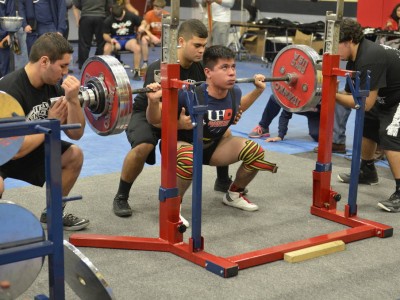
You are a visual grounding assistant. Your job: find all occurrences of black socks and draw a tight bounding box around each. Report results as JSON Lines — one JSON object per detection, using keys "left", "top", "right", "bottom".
{"left": 117, "top": 179, "right": 133, "bottom": 198}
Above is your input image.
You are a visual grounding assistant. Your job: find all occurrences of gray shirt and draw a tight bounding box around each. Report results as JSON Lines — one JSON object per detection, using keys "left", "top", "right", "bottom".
{"left": 72, "top": 0, "right": 112, "bottom": 17}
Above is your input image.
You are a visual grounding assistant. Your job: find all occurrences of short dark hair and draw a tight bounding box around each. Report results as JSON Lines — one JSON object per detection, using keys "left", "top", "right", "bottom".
{"left": 29, "top": 32, "right": 73, "bottom": 63}
{"left": 203, "top": 45, "right": 235, "bottom": 69}
{"left": 178, "top": 19, "right": 208, "bottom": 41}
{"left": 112, "top": 4, "right": 124, "bottom": 18}
{"left": 339, "top": 18, "right": 364, "bottom": 44}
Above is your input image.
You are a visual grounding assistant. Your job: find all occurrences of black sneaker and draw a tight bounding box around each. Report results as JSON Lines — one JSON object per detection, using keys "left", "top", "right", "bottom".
{"left": 214, "top": 177, "right": 248, "bottom": 195}
{"left": 337, "top": 165, "right": 379, "bottom": 185}
{"left": 113, "top": 195, "right": 132, "bottom": 217}
{"left": 40, "top": 211, "right": 90, "bottom": 231}
{"left": 378, "top": 192, "right": 400, "bottom": 212}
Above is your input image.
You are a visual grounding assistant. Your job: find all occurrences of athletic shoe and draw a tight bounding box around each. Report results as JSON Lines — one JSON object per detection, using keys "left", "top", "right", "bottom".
{"left": 337, "top": 165, "right": 379, "bottom": 185}
{"left": 223, "top": 190, "right": 258, "bottom": 211}
{"left": 113, "top": 195, "right": 133, "bottom": 217}
{"left": 122, "top": 63, "right": 130, "bottom": 69}
{"left": 132, "top": 70, "right": 141, "bottom": 81}
{"left": 180, "top": 206, "right": 189, "bottom": 228}
{"left": 214, "top": 176, "right": 248, "bottom": 195}
{"left": 40, "top": 211, "right": 90, "bottom": 231}
{"left": 378, "top": 192, "right": 400, "bottom": 212}
{"left": 180, "top": 214, "right": 190, "bottom": 228}
{"left": 248, "top": 125, "right": 270, "bottom": 138}
{"left": 141, "top": 62, "right": 148, "bottom": 69}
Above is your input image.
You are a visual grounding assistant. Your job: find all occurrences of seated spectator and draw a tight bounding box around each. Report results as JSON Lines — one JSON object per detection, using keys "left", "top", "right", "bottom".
{"left": 248, "top": 94, "right": 320, "bottom": 142}
{"left": 103, "top": 4, "right": 142, "bottom": 80}
{"left": 115, "top": 0, "right": 139, "bottom": 16}
{"left": 137, "top": 0, "right": 168, "bottom": 70}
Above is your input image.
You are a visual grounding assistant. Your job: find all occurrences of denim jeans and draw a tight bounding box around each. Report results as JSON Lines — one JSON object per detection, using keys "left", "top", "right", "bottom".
{"left": 333, "top": 103, "right": 351, "bottom": 144}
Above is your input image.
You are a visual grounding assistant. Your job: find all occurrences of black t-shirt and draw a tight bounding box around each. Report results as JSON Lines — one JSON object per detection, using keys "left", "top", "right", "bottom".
{"left": 0, "top": 68, "right": 69, "bottom": 179}
{"left": 103, "top": 11, "right": 142, "bottom": 36}
{"left": 0, "top": 68, "right": 62, "bottom": 120}
{"left": 132, "top": 60, "right": 206, "bottom": 111}
{"left": 345, "top": 38, "right": 400, "bottom": 107}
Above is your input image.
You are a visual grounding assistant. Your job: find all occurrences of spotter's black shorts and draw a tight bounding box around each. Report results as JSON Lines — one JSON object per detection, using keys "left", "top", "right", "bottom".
{"left": 363, "top": 102, "right": 400, "bottom": 151}
{"left": 125, "top": 110, "right": 161, "bottom": 165}
{"left": 0, "top": 141, "right": 72, "bottom": 187}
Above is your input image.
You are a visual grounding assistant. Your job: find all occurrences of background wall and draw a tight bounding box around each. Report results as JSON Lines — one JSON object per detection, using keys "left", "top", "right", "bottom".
{"left": 357, "top": 0, "right": 399, "bottom": 28}
{"left": 67, "top": 0, "right": 358, "bottom": 42}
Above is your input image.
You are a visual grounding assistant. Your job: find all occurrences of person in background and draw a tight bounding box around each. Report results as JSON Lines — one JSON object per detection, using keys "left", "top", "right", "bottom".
{"left": 137, "top": 0, "right": 168, "bottom": 70}
{"left": 114, "top": 0, "right": 139, "bottom": 16}
{"left": 19, "top": 0, "right": 67, "bottom": 54}
{"left": 64, "top": 0, "right": 74, "bottom": 73}
{"left": 103, "top": 3, "right": 142, "bottom": 80}
{"left": 64, "top": 0, "right": 73, "bottom": 40}
{"left": 248, "top": 94, "right": 320, "bottom": 143}
{"left": 384, "top": 3, "right": 400, "bottom": 30}
{"left": 0, "top": 0, "right": 14, "bottom": 76}
{"left": 196, "top": 0, "right": 234, "bottom": 47}
{"left": 72, "top": 0, "right": 113, "bottom": 70}
{"left": 0, "top": 32, "right": 89, "bottom": 230}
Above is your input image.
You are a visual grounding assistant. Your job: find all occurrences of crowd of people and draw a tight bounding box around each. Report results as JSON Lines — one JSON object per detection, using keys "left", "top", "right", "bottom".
{"left": 0, "top": 0, "right": 167, "bottom": 78}
{"left": 1, "top": 0, "right": 400, "bottom": 234}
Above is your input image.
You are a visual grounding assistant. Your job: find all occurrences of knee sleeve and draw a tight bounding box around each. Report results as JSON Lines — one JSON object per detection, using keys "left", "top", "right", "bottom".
{"left": 176, "top": 145, "right": 193, "bottom": 180}
{"left": 238, "top": 140, "right": 278, "bottom": 173}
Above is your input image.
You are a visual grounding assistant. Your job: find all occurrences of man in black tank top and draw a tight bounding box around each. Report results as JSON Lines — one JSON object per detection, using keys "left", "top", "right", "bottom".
{"left": 335, "top": 19, "right": 400, "bottom": 212}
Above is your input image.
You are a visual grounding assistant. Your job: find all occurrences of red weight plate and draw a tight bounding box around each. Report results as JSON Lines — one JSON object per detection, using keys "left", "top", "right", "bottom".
{"left": 81, "top": 56, "right": 132, "bottom": 136}
{"left": 271, "top": 45, "right": 321, "bottom": 112}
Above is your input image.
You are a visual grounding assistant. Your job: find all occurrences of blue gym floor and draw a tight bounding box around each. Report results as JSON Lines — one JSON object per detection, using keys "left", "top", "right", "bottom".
{"left": 5, "top": 45, "right": 389, "bottom": 190}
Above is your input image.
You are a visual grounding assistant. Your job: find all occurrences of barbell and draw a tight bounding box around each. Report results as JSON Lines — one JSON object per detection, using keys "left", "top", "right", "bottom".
{"left": 52, "top": 44, "right": 322, "bottom": 135}
{"left": 0, "top": 44, "right": 322, "bottom": 165}
{"left": 52, "top": 44, "right": 321, "bottom": 137}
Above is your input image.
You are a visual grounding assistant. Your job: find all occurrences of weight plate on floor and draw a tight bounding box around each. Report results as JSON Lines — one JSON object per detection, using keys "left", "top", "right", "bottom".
{"left": 64, "top": 240, "right": 115, "bottom": 300}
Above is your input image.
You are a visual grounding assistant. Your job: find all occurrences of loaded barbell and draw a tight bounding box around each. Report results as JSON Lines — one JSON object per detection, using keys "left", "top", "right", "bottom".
{"left": 0, "top": 45, "right": 323, "bottom": 165}
{"left": 65, "top": 44, "right": 322, "bottom": 135}
{"left": 50, "top": 51, "right": 312, "bottom": 136}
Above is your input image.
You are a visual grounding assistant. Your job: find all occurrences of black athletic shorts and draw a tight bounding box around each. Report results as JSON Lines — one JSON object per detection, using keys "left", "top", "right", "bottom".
{"left": 179, "top": 138, "right": 221, "bottom": 165}
{"left": 125, "top": 110, "right": 161, "bottom": 165}
{"left": 0, "top": 140, "right": 72, "bottom": 187}
{"left": 363, "top": 102, "right": 400, "bottom": 151}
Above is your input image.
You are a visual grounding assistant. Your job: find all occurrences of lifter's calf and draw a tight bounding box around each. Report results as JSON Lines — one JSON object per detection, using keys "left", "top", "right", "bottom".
{"left": 113, "top": 144, "right": 155, "bottom": 217}
{"left": 61, "top": 145, "right": 83, "bottom": 196}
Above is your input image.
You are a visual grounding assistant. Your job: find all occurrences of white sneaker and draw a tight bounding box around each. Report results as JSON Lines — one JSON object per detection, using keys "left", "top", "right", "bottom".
{"left": 180, "top": 206, "right": 190, "bottom": 228}
{"left": 180, "top": 214, "right": 190, "bottom": 228}
{"left": 141, "top": 62, "right": 148, "bottom": 69}
{"left": 223, "top": 190, "right": 258, "bottom": 211}
{"left": 122, "top": 63, "right": 130, "bottom": 69}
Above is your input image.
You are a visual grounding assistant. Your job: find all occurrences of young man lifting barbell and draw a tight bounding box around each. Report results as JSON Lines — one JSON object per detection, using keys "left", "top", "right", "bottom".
{"left": 146, "top": 45, "right": 278, "bottom": 221}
